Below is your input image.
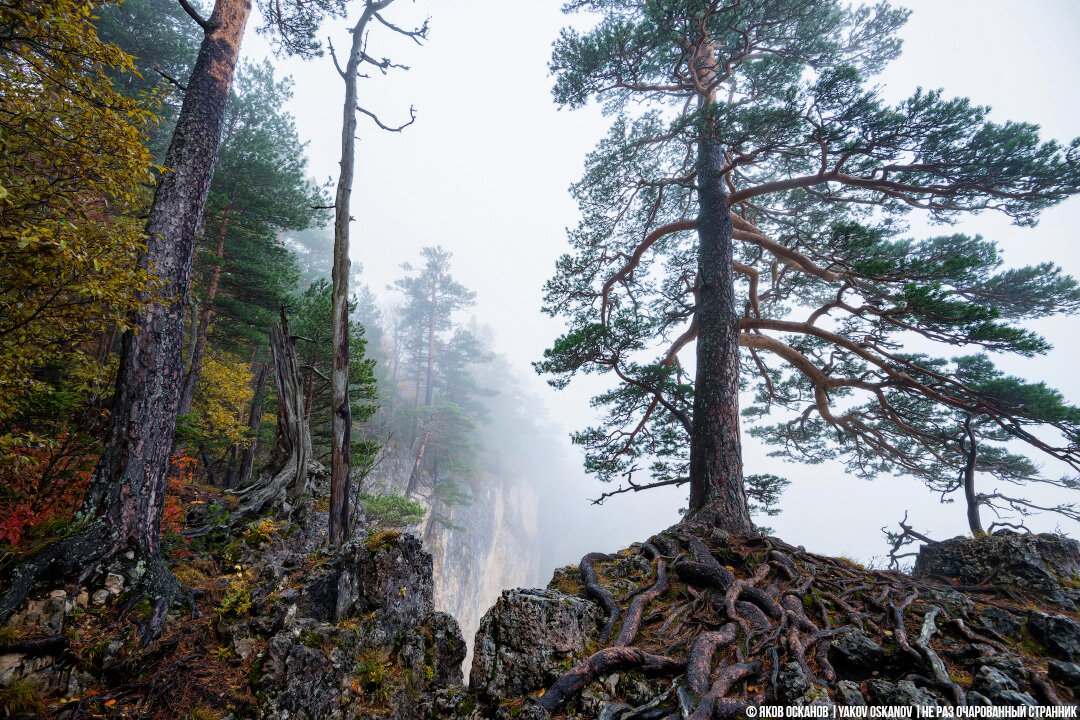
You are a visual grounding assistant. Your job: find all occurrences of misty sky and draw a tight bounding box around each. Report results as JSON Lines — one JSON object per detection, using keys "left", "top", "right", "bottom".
{"left": 241, "top": 0, "right": 1080, "bottom": 563}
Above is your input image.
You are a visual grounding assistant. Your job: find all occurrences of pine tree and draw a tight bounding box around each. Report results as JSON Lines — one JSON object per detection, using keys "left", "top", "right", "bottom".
{"left": 176, "top": 60, "right": 318, "bottom": 420}
{"left": 538, "top": 0, "right": 1080, "bottom": 533}
{"left": 391, "top": 248, "right": 487, "bottom": 498}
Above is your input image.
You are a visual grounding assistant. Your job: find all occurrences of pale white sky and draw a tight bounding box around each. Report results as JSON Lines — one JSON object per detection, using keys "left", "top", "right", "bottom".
{"left": 243, "top": 0, "right": 1080, "bottom": 563}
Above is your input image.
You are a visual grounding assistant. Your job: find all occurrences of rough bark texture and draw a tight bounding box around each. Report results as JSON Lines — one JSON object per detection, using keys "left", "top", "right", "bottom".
{"left": 961, "top": 416, "right": 985, "bottom": 535}
{"left": 688, "top": 137, "right": 752, "bottom": 533}
{"left": 229, "top": 315, "right": 312, "bottom": 518}
{"left": 0, "top": 0, "right": 251, "bottom": 626}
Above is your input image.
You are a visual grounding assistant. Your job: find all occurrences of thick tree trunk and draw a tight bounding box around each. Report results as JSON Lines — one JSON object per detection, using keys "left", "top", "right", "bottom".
{"left": 1, "top": 0, "right": 251, "bottom": 627}
{"left": 687, "top": 137, "right": 752, "bottom": 534}
{"left": 177, "top": 205, "right": 233, "bottom": 418}
{"left": 962, "top": 416, "right": 985, "bottom": 536}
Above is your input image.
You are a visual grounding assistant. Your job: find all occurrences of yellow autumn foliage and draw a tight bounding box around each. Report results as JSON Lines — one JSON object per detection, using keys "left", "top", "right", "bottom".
{"left": 0, "top": 0, "right": 157, "bottom": 435}
{"left": 192, "top": 352, "right": 254, "bottom": 447}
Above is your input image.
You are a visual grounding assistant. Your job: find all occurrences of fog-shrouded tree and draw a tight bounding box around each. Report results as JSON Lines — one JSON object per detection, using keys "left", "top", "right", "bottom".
{"left": 537, "top": 0, "right": 1080, "bottom": 535}
{"left": 391, "top": 247, "right": 488, "bottom": 498}
{"left": 326, "top": 0, "right": 426, "bottom": 546}
{"left": 0, "top": 0, "right": 353, "bottom": 633}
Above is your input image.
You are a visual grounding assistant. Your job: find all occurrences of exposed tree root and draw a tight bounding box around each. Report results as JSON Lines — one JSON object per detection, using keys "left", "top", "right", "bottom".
{"left": 528, "top": 525, "right": 1077, "bottom": 718}
{"left": 581, "top": 552, "right": 622, "bottom": 643}
{"left": 0, "top": 520, "right": 191, "bottom": 642}
{"left": 688, "top": 660, "right": 760, "bottom": 720}
{"left": 616, "top": 560, "right": 669, "bottom": 647}
{"left": 537, "top": 647, "right": 684, "bottom": 712}
{"left": 686, "top": 624, "right": 738, "bottom": 695}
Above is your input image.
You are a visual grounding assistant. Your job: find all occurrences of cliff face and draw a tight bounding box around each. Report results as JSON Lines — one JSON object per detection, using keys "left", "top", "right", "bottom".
{"left": 364, "top": 441, "right": 547, "bottom": 671}
{"left": 423, "top": 475, "right": 543, "bottom": 667}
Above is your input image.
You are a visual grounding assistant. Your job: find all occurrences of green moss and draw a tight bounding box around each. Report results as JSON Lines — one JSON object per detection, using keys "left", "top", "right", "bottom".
{"left": 365, "top": 528, "right": 402, "bottom": 552}
{"left": 0, "top": 626, "right": 20, "bottom": 645}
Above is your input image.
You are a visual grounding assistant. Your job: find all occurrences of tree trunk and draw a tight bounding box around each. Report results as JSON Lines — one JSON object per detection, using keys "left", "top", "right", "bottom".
{"left": 424, "top": 280, "right": 437, "bottom": 405}
{"left": 687, "top": 137, "right": 752, "bottom": 534}
{"left": 236, "top": 361, "right": 268, "bottom": 489}
{"left": 177, "top": 204, "right": 233, "bottom": 418}
{"left": 327, "top": 5, "right": 380, "bottom": 547}
{"left": 962, "top": 416, "right": 985, "bottom": 536}
{"left": 406, "top": 431, "right": 429, "bottom": 497}
{"left": 188, "top": 311, "right": 313, "bottom": 535}
{"left": 0, "top": 0, "right": 251, "bottom": 628}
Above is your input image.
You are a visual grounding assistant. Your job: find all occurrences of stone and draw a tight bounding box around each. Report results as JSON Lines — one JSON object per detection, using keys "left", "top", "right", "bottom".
{"left": 470, "top": 588, "right": 600, "bottom": 702}
{"left": 830, "top": 628, "right": 889, "bottom": 671}
{"left": 104, "top": 572, "right": 124, "bottom": 595}
{"left": 865, "top": 679, "right": 939, "bottom": 707}
{"left": 775, "top": 662, "right": 810, "bottom": 704}
{"left": 914, "top": 531, "right": 1080, "bottom": 607}
{"left": 893, "top": 681, "right": 939, "bottom": 707}
{"left": 1047, "top": 660, "right": 1080, "bottom": 688}
{"left": 865, "top": 679, "right": 896, "bottom": 705}
{"left": 977, "top": 607, "right": 1022, "bottom": 638}
{"left": 91, "top": 589, "right": 109, "bottom": 607}
{"left": 971, "top": 665, "right": 1038, "bottom": 705}
{"left": 975, "top": 654, "right": 1029, "bottom": 684}
{"left": 836, "top": 680, "right": 866, "bottom": 706}
{"left": 297, "top": 535, "right": 434, "bottom": 638}
{"left": 1027, "top": 612, "right": 1080, "bottom": 661}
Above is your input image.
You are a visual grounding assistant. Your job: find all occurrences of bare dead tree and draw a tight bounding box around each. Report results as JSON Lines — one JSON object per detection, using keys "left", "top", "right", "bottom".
{"left": 326, "top": 0, "right": 426, "bottom": 547}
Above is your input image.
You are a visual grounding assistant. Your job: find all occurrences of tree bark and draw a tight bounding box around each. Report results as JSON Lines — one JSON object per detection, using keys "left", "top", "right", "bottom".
{"left": 405, "top": 430, "right": 429, "bottom": 497}
{"left": 687, "top": 137, "right": 753, "bottom": 533}
{"left": 1, "top": 0, "right": 251, "bottom": 628}
{"left": 962, "top": 416, "right": 985, "bottom": 536}
{"left": 186, "top": 312, "right": 313, "bottom": 536}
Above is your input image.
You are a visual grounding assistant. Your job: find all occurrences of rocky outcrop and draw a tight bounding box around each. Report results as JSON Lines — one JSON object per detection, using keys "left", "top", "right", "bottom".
{"left": 914, "top": 530, "right": 1080, "bottom": 607}
{"left": 462, "top": 528, "right": 1080, "bottom": 718}
{"left": 243, "top": 533, "right": 467, "bottom": 720}
{"left": 469, "top": 588, "right": 601, "bottom": 704}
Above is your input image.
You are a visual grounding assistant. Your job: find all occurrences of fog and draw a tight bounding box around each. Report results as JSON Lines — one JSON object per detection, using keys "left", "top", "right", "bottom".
{"left": 240, "top": 0, "right": 1080, "bottom": 569}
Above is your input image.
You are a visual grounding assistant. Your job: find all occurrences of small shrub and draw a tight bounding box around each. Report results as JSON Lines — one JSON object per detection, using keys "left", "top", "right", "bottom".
{"left": 242, "top": 518, "right": 278, "bottom": 547}
{"left": 216, "top": 577, "right": 252, "bottom": 621}
{"left": 360, "top": 492, "right": 427, "bottom": 530}
{"left": 0, "top": 680, "right": 42, "bottom": 715}
{"left": 365, "top": 528, "right": 401, "bottom": 553}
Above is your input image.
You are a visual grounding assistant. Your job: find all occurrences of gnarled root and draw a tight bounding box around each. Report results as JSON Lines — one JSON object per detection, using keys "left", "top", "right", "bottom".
{"left": 616, "top": 560, "right": 669, "bottom": 647}
{"left": 538, "top": 647, "right": 685, "bottom": 713}
{"left": 582, "top": 552, "right": 622, "bottom": 643}
{"left": 0, "top": 520, "right": 191, "bottom": 642}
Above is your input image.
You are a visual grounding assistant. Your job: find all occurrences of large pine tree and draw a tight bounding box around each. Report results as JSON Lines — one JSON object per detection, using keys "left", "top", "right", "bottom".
{"left": 538, "top": 0, "right": 1080, "bottom": 533}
